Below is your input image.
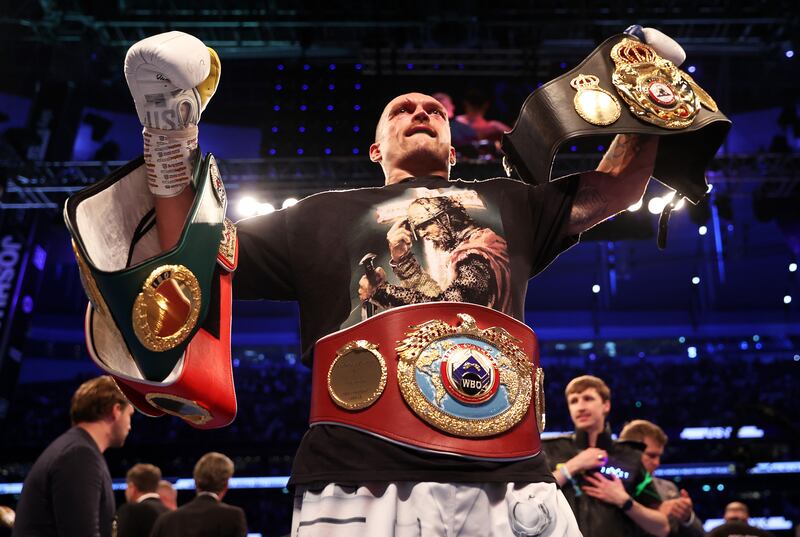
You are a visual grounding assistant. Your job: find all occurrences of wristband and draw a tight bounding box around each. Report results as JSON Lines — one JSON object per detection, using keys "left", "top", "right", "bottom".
{"left": 143, "top": 125, "right": 199, "bottom": 197}
{"left": 556, "top": 463, "right": 582, "bottom": 497}
{"left": 621, "top": 497, "right": 634, "bottom": 512}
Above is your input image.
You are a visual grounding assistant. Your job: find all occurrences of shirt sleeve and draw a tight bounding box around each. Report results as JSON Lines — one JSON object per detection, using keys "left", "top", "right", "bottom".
{"left": 526, "top": 175, "right": 581, "bottom": 278}
{"left": 234, "top": 209, "right": 296, "bottom": 300}
{"left": 50, "top": 445, "right": 106, "bottom": 537}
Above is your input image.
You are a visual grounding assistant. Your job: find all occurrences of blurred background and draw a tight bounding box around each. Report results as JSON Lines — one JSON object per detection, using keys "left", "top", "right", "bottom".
{"left": 0, "top": 1, "right": 798, "bottom": 536}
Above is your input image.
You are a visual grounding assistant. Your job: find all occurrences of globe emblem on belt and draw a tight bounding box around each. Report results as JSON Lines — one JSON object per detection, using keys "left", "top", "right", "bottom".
{"left": 440, "top": 343, "right": 499, "bottom": 404}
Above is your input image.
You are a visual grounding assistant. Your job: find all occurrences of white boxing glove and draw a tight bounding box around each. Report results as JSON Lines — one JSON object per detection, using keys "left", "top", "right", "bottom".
{"left": 624, "top": 25, "right": 686, "bottom": 67}
{"left": 125, "top": 31, "right": 221, "bottom": 197}
{"left": 125, "top": 30, "right": 219, "bottom": 129}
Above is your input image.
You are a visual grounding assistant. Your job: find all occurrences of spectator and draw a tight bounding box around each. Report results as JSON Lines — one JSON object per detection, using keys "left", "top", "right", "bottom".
{"left": 157, "top": 480, "right": 178, "bottom": 511}
{"left": 150, "top": 452, "right": 247, "bottom": 537}
{"left": 115, "top": 463, "right": 168, "bottom": 537}
{"left": 12, "top": 376, "right": 133, "bottom": 537}
{"left": 708, "top": 502, "right": 775, "bottom": 537}
{"left": 542, "top": 375, "right": 668, "bottom": 537}
{"left": 619, "top": 419, "right": 704, "bottom": 537}
{"left": 455, "top": 88, "right": 511, "bottom": 143}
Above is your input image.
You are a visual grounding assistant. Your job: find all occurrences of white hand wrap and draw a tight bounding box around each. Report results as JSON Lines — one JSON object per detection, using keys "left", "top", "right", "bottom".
{"left": 143, "top": 126, "right": 198, "bottom": 197}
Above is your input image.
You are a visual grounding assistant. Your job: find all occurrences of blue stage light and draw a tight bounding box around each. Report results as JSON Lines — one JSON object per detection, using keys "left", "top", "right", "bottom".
{"left": 273, "top": 105, "right": 280, "bottom": 111}
{"left": 597, "top": 145, "right": 604, "bottom": 152}
{"left": 277, "top": 64, "right": 284, "bottom": 71}
{"left": 354, "top": 105, "right": 361, "bottom": 111}
{"left": 269, "top": 148, "right": 276, "bottom": 155}
{"left": 271, "top": 127, "right": 278, "bottom": 133}
{"left": 698, "top": 226, "right": 708, "bottom": 236}
{"left": 592, "top": 284, "right": 600, "bottom": 294}
{"left": 678, "top": 336, "right": 686, "bottom": 343}
{"left": 275, "top": 84, "right": 282, "bottom": 91}
{"left": 687, "top": 346, "right": 697, "bottom": 359}
{"left": 786, "top": 50, "right": 795, "bottom": 58}
{"left": 324, "top": 148, "right": 332, "bottom": 155}
{"left": 353, "top": 125, "right": 360, "bottom": 132}
{"left": 327, "top": 105, "right": 334, "bottom": 111}
{"left": 789, "top": 262, "right": 798, "bottom": 272}
{"left": 570, "top": 145, "right": 577, "bottom": 152}
{"left": 352, "top": 148, "right": 360, "bottom": 154}
{"left": 303, "top": 64, "right": 310, "bottom": 70}
{"left": 325, "top": 126, "right": 333, "bottom": 133}
{"left": 355, "top": 63, "right": 362, "bottom": 70}
{"left": 354, "top": 83, "right": 362, "bottom": 90}
{"left": 329, "top": 63, "right": 336, "bottom": 70}
{"left": 297, "top": 148, "right": 304, "bottom": 155}
{"left": 298, "top": 126, "right": 305, "bottom": 133}
{"left": 692, "top": 276, "right": 700, "bottom": 285}
{"left": 299, "top": 105, "right": 307, "bottom": 111}
{"left": 688, "top": 65, "right": 697, "bottom": 73}
{"left": 784, "top": 295, "right": 793, "bottom": 304}
{"left": 328, "top": 84, "right": 335, "bottom": 90}
{"left": 301, "top": 84, "right": 309, "bottom": 91}
{"left": 407, "top": 63, "right": 414, "bottom": 70}
{"left": 560, "top": 62, "right": 567, "bottom": 68}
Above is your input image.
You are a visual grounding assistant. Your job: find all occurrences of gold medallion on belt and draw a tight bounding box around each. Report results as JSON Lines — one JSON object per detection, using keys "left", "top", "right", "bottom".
{"left": 610, "top": 38, "right": 701, "bottom": 129}
{"left": 132, "top": 264, "right": 202, "bottom": 352}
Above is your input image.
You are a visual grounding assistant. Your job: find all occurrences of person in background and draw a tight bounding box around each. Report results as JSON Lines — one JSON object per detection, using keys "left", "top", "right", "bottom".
{"left": 619, "top": 420, "right": 704, "bottom": 537}
{"left": 542, "top": 375, "right": 668, "bottom": 537}
{"left": 708, "top": 501, "right": 775, "bottom": 537}
{"left": 455, "top": 88, "right": 511, "bottom": 144}
{"left": 157, "top": 480, "right": 178, "bottom": 511}
{"left": 150, "top": 452, "right": 247, "bottom": 537}
{"left": 115, "top": 463, "right": 168, "bottom": 537}
{"left": 12, "top": 376, "right": 133, "bottom": 537}
{"left": 431, "top": 92, "right": 477, "bottom": 148}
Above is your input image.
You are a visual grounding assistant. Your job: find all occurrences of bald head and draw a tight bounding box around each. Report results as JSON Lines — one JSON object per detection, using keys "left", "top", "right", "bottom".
{"left": 724, "top": 501, "right": 749, "bottom": 523}
{"left": 370, "top": 93, "right": 455, "bottom": 184}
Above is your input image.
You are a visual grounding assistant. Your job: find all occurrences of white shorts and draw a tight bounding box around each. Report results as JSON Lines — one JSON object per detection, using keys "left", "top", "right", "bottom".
{"left": 291, "top": 481, "right": 582, "bottom": 536}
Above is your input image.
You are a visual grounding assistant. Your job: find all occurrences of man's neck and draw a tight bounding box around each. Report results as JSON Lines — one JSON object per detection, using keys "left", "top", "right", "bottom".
{"left": 582, "top": 422, "right": 606, "bottom": 448}
{"left": 76, "top": 422, "right": 109, "bottom": 453}
{"left": 384, "top": 166, "right": 448, "bottom": 186}
{"left": 136, "top": 492, "right": 161, "bottom": 503}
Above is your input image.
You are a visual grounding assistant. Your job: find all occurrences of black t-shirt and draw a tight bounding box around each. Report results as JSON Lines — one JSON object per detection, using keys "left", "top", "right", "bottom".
{"left": 542, "top": 429, "right": 662, "bottom": 537}
{"left": 235, "top": 174, "right": 579, "bottom": 485}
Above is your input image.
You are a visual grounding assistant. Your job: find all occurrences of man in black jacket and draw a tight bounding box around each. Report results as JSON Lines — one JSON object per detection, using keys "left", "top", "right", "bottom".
{"left": 12, "top": 376, "right": 134, "bottom": 537}
{"left": 542, "top": 375, "right": 668, "bottom": 537}
{"left": 115, "top": 463, "right": 168, "bottom": 537}
{"left": 150, "top": 452, "right": 246, "bottom": 537}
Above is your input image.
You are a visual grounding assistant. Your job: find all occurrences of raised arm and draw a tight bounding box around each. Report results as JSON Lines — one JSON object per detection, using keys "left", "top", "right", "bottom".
{"left": 124, "top": 31, "right": 220, "bottom": 251}
{"left": 565, "top": 133, "right": 658, "bottom": 236}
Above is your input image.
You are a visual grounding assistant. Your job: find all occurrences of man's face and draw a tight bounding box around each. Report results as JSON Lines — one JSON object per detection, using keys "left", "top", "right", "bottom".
{"left": 125, "top": 481, "right": 137, "bottom": 503}
{"left": 641, "top": 435, "right": 665, "bottom": 475}
{"left": 724, "top": 504, "right": 749, "bottom": 523}
{"left": 567, "top": 388, "right": 610, "bottom": 432}
{"left": 110, "top": 403, "right": 134, "bottom": 448}
{"left": 370, "top": 93, "right": 454, "bottom": 175}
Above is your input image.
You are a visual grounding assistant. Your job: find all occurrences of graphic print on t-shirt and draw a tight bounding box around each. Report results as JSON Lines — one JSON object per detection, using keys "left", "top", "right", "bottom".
{"left": 344, "top": 185, "right": 510, "bottom": 327}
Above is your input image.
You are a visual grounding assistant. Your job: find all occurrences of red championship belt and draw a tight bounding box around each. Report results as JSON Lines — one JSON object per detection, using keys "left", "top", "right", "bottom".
{"left": 310, "top": 303, "right": 546, "bottom": 460}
